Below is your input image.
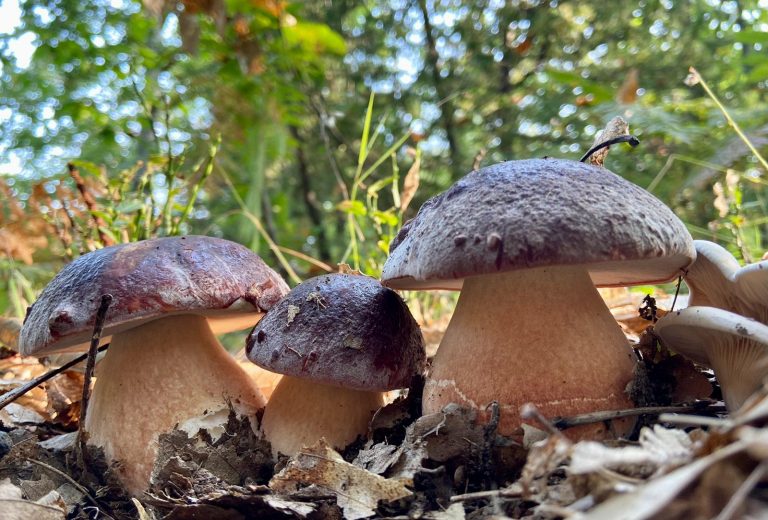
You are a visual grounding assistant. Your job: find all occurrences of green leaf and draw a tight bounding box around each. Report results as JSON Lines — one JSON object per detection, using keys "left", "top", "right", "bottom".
{"left": 372, "top": 209, "right": 398, "bottom": 227}
{"left": 283, "top": 22, "right": 347, "bottom": 56}
{"left": 732, "top": 31, "right": 768, "bottom": 45}
{"left": 336, "top": 200, "right": 367, "bottom": 216}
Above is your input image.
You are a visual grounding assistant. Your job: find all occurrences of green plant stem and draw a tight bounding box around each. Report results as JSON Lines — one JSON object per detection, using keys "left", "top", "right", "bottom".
{"left": 172, "top": 136, "right": 220, "bottom": 235}
{"left": 217, "top": 167, "right": 301, "bottom": 285}
{"left": 690, "top": 67, "right": 768, "bottom": 172}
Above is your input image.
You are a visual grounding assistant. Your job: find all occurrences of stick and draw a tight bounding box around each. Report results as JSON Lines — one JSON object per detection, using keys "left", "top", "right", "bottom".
{"left": 77, "top": 294, "right": 113, "bottom": 468}
{"left": 552, "top": 403, "right": 725, "bottom": 429}
{"left": 0, "top": 345, "right": 110, "bottom": 411}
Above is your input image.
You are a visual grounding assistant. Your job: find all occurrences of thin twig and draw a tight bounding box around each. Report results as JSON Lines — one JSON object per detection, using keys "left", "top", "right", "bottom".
{"left": 450, "top": 485, "right": 523, "bottom": 502}
{"left": 580, "top": 135, "right": 640, "bottom": 164}
{"left": 0, "top": 345, "right": 110, "bottom": 411}
{"left": 23, "top": 458, "right": 102, "bottom": 511}
{"left": 67, "top": 163, "right": 114, "bottom": 247}
{"left": 77, "top": 294, "right": 113, "bottom": 470}
{"left": 553, "top": 403, "right": 726, "bottom": 429}
{"left": 520, "top": 403, "right": 565, "bottom": 437}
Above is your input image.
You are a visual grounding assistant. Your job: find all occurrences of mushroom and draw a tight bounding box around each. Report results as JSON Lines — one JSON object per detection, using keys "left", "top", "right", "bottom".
{"left": 19, "top": 236, "right": 289, "bottom": 494}
{"left": 685, "top": 240, "right": 768, "bottom": 323}
{"left": 654, "top": 306, "right": 768, "bottom": 411}
{"left": 382, "top": 158, "right": 695, "bottom": 438}
{"left": 246, "top": 273, "right": 425, "bottom": 457}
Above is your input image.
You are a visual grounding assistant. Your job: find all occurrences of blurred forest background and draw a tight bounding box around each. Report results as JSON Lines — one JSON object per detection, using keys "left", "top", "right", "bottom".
{"left": 1, "top": 0, "right": 767, "bottom": 320}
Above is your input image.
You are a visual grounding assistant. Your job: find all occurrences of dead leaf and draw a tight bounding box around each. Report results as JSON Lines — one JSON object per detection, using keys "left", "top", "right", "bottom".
{"left": 569, "top": 426, "right": 696, "bottom": 479}
{"left": 400, "top": 152, "right": 421, "bottom": 214}
{"left": 270, "top": 439, "right": 412, "bottom": 520}
{"left": 616, "top": 68, "right": 639, "bottom": 104}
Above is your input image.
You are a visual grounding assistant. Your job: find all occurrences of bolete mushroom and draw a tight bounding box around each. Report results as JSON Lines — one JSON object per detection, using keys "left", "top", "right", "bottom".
{"left": 685, "top": 240, "right": 768, "bottom": 323}
{"left": 654, "top": 306, "right": 768, "bottom": 411}
{"left": 382, "top": 158, "right": 695, "bottom": 438}
{"left": 19, "top": 236, "right": 289, "bottom": 494}
{"left": 246, "top": 273, "right": 425, "bottom": 457}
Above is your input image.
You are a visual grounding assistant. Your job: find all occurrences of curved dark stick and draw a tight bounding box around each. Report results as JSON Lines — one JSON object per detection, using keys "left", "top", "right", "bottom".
{"left": 579, "top": 135, "right": 640, "bottom": 163}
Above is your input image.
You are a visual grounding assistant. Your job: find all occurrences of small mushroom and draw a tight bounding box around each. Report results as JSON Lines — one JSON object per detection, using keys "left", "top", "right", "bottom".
{"left": 685, "top": 240, "right": 768, "bottom": 323}
{"left": 19, "top": 236, "right": 289, "bottom": 494}
{"left": 382, "top": 158, "right": 695, "bottom": 438}
{"left": 654, "top": 306, "right": 768, "bottom": 411}
{"left": 246, "top": 273, "right": 425, "bottom": 457}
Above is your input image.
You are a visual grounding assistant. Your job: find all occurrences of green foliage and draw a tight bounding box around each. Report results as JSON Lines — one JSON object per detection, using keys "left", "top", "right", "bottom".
{"left": 2, "top": 0, "right": 768, "bottom": 320}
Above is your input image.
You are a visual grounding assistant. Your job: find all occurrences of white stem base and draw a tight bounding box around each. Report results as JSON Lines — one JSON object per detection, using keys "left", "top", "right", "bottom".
{"left": 261, "top": 376, "right": 384, "bottom": 457}
{"left": 85, "top": 314, "right": 265, "bottom": 495}
{"left": 423, "top": 265, "right": 636, "bottom": 438}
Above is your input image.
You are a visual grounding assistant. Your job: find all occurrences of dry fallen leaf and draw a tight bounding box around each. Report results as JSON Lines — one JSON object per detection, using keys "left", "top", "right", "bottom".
{"left": 569, "top": 425, "right": 696, "bottom": 479}
{"left": 270, "top": 439, "right": 412, "bottom": 520}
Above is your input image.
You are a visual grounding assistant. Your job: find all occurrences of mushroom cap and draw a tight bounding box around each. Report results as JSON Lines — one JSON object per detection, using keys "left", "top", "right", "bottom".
{"left": 382, "top": 158, "right": 695, "bottom": 290}
{"left": 686, "top": 240, "right": 768, "bottom": 321}
{"left": 246, "top": 273, "right": 426, "bottom": 391}
{"left": 19, "top": 236, "right": 289, "bottom": 356}
{"left": 654, "top": 306, "right": 768, "bottom": 367}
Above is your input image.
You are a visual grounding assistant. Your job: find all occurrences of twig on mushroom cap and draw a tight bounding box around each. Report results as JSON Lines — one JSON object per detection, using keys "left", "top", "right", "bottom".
{"left": 580, "top": 116, "right": 639, "bottom": 166}
{"left": 77, "top": 293, "right": 112, "bottom": 471}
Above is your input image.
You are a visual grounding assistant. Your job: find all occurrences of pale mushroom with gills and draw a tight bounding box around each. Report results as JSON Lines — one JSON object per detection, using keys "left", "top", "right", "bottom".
{"left": 654, "top": 306, "right": 768, "bottom": 411}
{"left": 685, "top": 240, "right": 768, "bottom": 323}
{"left": 18, "top": 236, "right": 289, "bottom": 495}
{"left": 246, "top": 273, "right": 425, "bottom": 457}
{"left": 382, "top": 158, "right": 695, "bottom": 439}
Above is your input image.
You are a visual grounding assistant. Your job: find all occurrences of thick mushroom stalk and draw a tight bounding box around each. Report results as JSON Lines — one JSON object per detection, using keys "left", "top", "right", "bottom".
{"left": 654, "top": 306, "right": 768, "bottom": 411}
{"left": 87, "top": 314, "right": 265, "bottom": 494}
{"left": 424, "top": 265, "right": 636, "bottom": 437}
{"left": 686, "top": 240, "right": 768, "bottom": 323}
{"left": 261, "top": 376, "right": 383, "bottom": 457}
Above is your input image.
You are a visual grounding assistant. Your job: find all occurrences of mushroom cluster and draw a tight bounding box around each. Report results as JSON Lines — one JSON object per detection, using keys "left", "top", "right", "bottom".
{"left": 382, "top": 158, "right": 695, "bottom": 437}
{"left": 246, "top": 273, "right": 426, "bottom": 457}
{"left": 654, "top": 240, "right": 768, "bottom": 412}
{"left": 19, "top": 236, "right": 289, "bottom": 494}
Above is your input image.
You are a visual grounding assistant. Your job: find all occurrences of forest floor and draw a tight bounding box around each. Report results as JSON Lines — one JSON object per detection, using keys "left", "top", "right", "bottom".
{"left": 0, "top": 289, "right": 766, "bottom": 519}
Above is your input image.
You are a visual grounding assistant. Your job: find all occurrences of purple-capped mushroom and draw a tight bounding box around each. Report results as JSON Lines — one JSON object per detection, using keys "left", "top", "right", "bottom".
{"left": 19, "top": 236, "right": 288, "bottom": 494}
{"left": 246, "top": 273, "right": 425, "bottom": 456}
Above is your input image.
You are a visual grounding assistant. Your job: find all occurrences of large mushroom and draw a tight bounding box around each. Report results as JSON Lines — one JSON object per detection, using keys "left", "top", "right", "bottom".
{"left": 685, "top": 240, "right": 768, "bottom": 323}
{"left": 382, "top": 158, "right": 695, "bottom": 438}
{"left": 246, "top": 273, "right": 425, "bottom": 457}
{"left": 654, "top": 306, "right": 768, "bottom": 411}
{"left": 19, "top": 236, "right": 289, "bottom": 494}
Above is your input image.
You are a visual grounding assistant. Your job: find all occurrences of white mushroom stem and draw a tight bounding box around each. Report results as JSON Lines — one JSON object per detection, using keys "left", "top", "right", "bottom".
{"left": 423, "top": 265, "right": 636, "bottom": 437}
{"left": 261, "top": 375, "right": 384, "bottom": 457}
{"left": 85, "top": 314, "right": 265, "bottom": 495}
{"left": 708, "top": 338, "right": 768, "bottom": 411}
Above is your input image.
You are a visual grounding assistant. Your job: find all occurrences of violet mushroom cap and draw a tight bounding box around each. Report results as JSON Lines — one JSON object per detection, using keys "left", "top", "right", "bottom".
{"left": 246, "top": 273, "right": 425, "bottom": 456}
{"left": 382, "top": 158, "right": 695, "bottom": 438}
{"left": 685, "top": 240, "right": 768, "bottom": 323}
{"left": 654, "top": 306, "right": 768, "bottom": 411}
{"left": 19, "top": 236, "right": 289, "bottom": 494}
